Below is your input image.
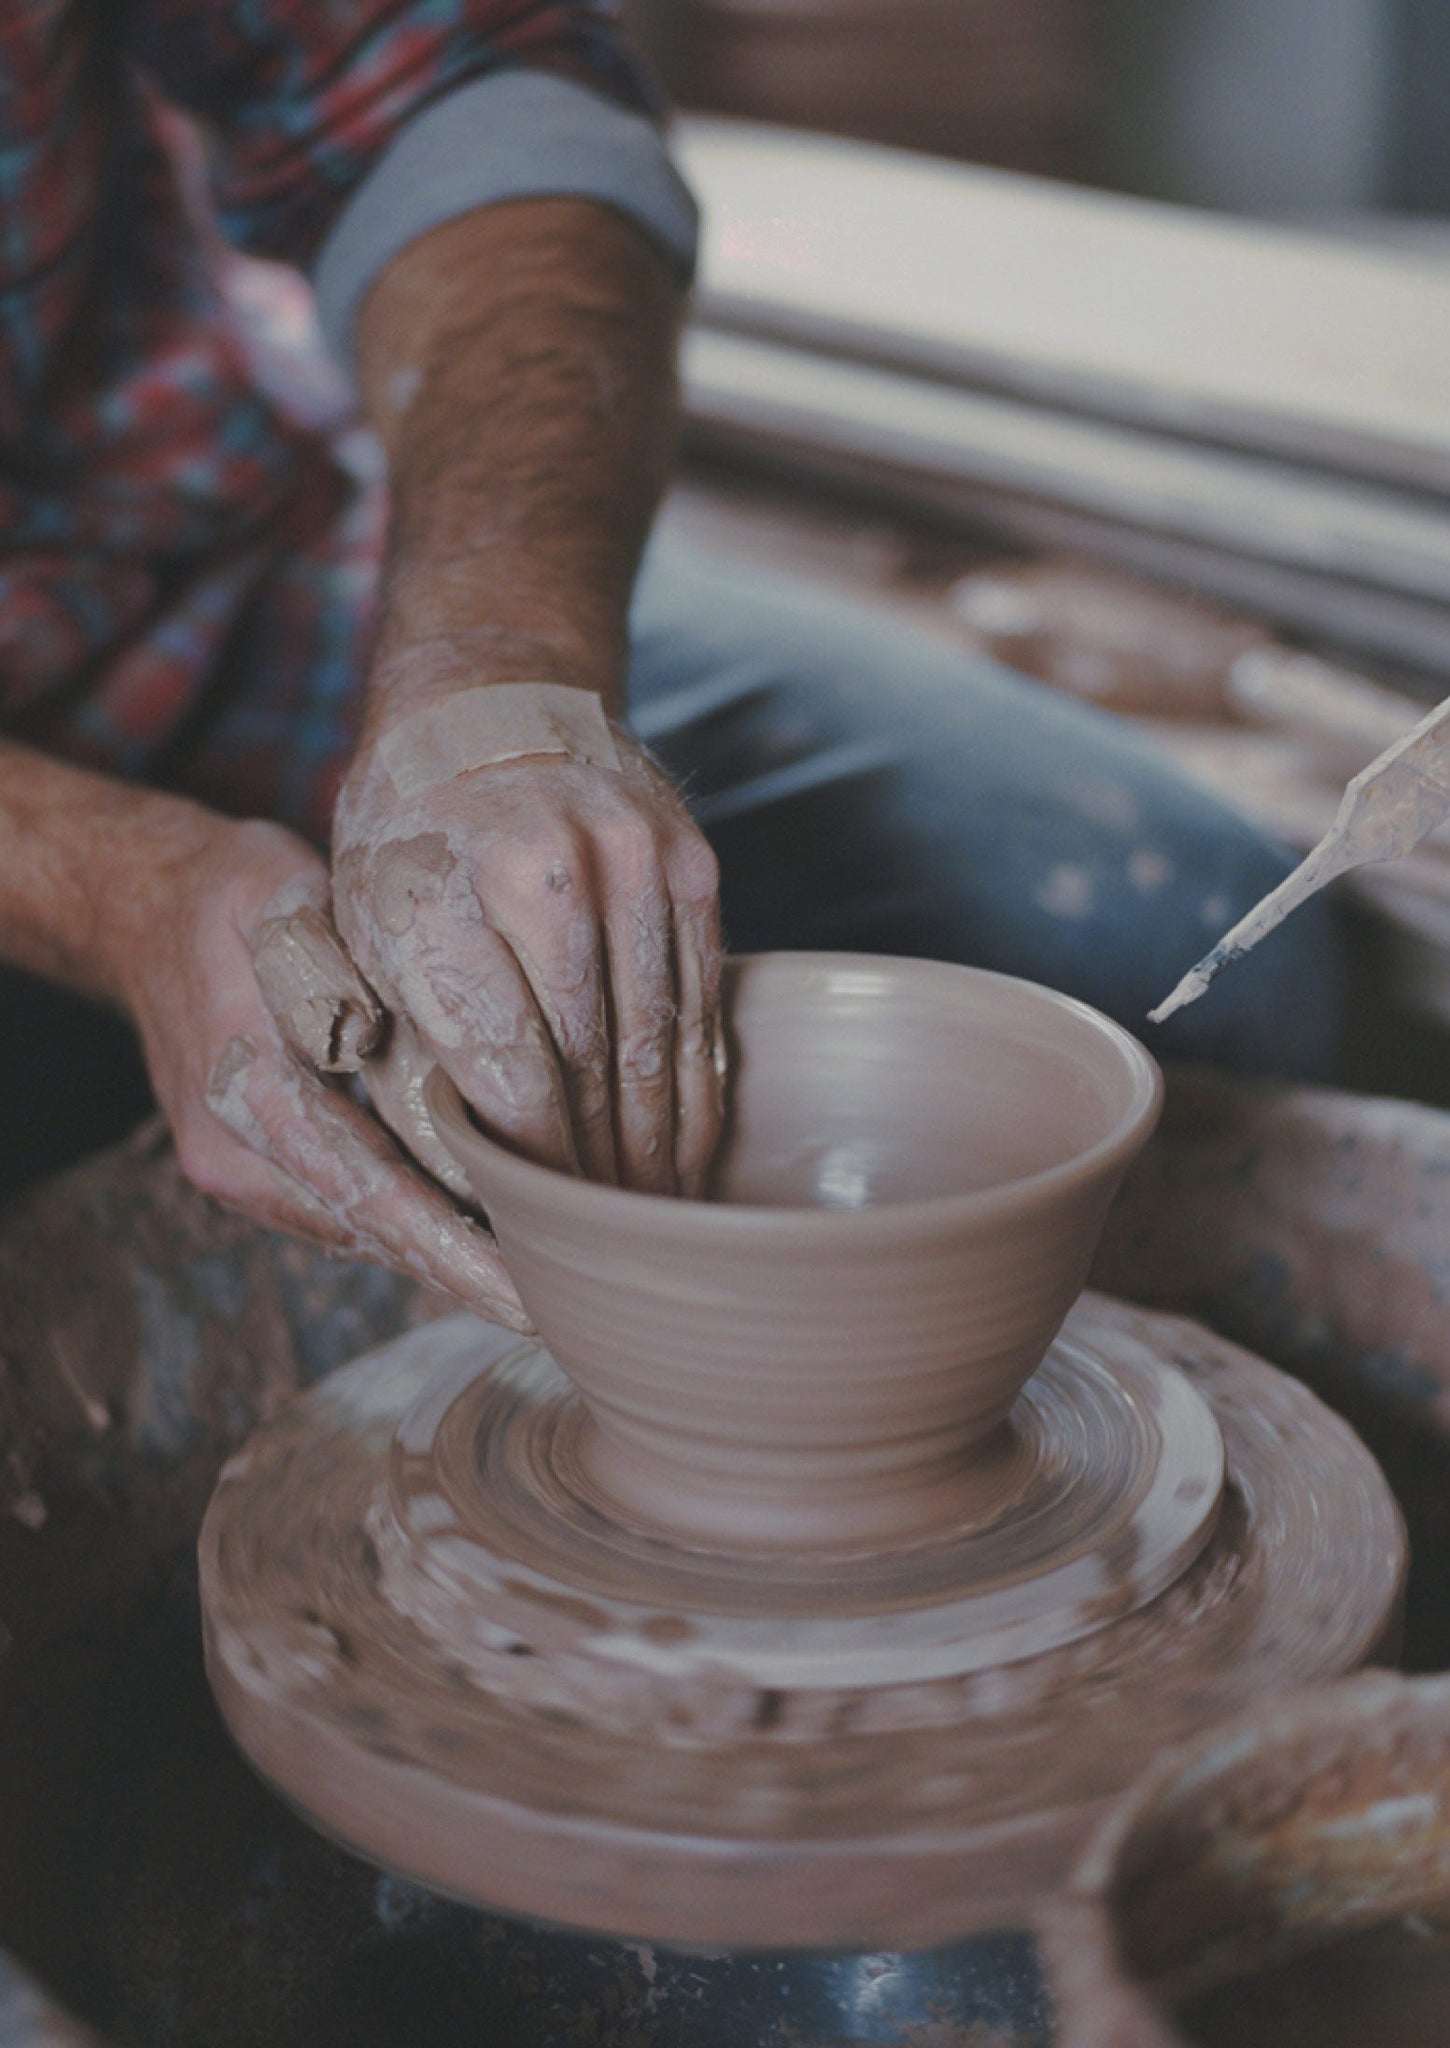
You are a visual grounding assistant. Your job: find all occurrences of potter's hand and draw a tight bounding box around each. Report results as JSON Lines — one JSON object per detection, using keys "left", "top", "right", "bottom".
{"left": 332, "top": 695, "right": 724, "bottom": 1195}
{"left": 121, "top": 815, "right": 529, "bottom": 1329}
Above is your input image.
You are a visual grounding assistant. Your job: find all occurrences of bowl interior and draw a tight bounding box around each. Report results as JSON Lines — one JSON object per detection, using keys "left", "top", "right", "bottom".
{"left": 706, "top": 956, "right": 1156, "bottom": 1212}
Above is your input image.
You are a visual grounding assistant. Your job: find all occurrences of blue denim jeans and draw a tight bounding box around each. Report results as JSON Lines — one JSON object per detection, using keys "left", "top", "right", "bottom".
{"left": 626, "top": 534, "right": 1340, "bottom": 1080}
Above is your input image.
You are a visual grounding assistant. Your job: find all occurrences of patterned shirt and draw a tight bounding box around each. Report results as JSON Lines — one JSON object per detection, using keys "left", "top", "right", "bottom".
{"left": 0, "top": 3, "right": 695, "bottom": 836}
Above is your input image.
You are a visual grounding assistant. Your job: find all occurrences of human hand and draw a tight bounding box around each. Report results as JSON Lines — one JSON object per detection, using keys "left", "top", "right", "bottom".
{"left": 117, "top": 811, "right": 529, "bottom": 1329}
{"left": 333, "top": 689, "right": 724, "bottom": 1196}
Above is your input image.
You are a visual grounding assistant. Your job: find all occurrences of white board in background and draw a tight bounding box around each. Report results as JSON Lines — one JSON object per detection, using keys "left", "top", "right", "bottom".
{"left": 683, "top": 331, "right": 1450, "bottom": 607}
{"left": 678, "top": 119, "right": 1450, "bottom": 494}
{"left": 683, "top": 355, "right": 1450, "bottom": 680}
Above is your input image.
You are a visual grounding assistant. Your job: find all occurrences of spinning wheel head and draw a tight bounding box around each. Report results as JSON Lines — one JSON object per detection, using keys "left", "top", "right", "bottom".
{"left": 200, "top": 1300, "right": 1403, "bottom": 1950}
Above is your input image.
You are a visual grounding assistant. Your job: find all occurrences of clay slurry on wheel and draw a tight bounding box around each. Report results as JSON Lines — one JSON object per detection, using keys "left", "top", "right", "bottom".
{"left": 200, "top": 1297, "right": 1403, "bottom": 1949}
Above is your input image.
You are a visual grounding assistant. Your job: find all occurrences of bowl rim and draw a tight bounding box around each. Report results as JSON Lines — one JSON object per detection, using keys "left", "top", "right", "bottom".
{"left": 425, "top": 951, "right": 1164, "bottom": 1243}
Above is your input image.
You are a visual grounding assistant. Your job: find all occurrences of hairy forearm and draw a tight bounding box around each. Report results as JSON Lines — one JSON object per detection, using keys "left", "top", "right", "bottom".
{"left": 0, "top": 740, "right": 214, "bottom": 1004}
{"left": 335, "top": 199, "right": 722, "bottom": 1199}
{"left": 354, "top": 195, "right": 685, "bottom": 734}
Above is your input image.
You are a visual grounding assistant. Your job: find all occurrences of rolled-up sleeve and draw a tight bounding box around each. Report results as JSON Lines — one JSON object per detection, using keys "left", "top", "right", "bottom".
{"left": 127, "top": 3, "right": 699, "bottom": 360}
{"left": 313, "top": 68, "right": 697, "bottom": 361}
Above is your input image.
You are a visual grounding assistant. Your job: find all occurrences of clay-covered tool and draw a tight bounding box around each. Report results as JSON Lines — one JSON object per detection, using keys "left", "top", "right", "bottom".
{"left": 1151, "top": 690, "right": 1450, "bottom": 1023}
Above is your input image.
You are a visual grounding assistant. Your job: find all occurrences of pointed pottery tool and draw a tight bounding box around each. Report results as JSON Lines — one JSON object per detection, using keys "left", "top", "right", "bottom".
{"left": 1152, "top": 691, "right": 1450, "bottom": 1024}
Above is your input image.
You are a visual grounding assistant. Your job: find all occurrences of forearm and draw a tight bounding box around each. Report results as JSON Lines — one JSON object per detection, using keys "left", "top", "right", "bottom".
{"left": 354, "top": 195, "right": 684, "bottom": 734}
{"left": 337, "top": 194, "right": 721, "bottom": 1197}
{"left": 0, "top": 741, "right": 214, "bottom": 1006}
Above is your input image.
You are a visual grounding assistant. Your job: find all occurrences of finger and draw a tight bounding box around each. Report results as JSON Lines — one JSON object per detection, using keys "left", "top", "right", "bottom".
{"left": 499, "top": 912, "right": 617, "bottom": 1184}
{"left": 386, "top": 913, "right": 580, "bottom": 1176}
{"left": 177, "top": 1115, "right": 352, "bottom": 1250}
{"left": 468, "top": 819, "right": 615, "bottom": 1179}
{"left": 205, "top": 1036, "right": 532, "bottom": 1330}
{"left": 250, "top": 900, "right": 385, "bottom": 1073}
{"left": 671, "top": 889, "right": 726, "bottom": 1200}
{"left": 334, "top": 828, "right": 578, "bottom": 1171}
{"left": 444, "top": 804, "right": 617, "bottom": 1180}
{"left": 361, "top": 1014, "right": 475, "bottom": 1201}
{"left": 188, "top": 1130, "right": 424, "bottom": 1270}
{"left": 601, "top": 831, "right": 678, "bottom": 1194}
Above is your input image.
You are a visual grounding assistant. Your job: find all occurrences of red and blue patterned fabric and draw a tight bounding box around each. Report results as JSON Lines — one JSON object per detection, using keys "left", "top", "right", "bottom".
{"left": 0, "top": 3, "right": 661, "bottom": 839}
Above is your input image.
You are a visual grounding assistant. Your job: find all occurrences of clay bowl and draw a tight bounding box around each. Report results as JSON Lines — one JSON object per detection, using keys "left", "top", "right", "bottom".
{"left": 1046, "top": 1672, "right": 1450, "bottom": 2048}
{"left": 427, "top": 952, "right": 1162, "bottom": 1551}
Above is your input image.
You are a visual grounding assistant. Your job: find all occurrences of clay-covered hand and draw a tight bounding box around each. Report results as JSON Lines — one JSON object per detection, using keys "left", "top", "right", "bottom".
{"left": 120, "top": 814, "right": 529, "bottom": 1330}
{"left": 333, "top": 707, "right": 724, "bottom": 1195}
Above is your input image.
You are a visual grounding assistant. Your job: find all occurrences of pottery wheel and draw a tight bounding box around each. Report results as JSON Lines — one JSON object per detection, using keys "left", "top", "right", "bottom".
{"left": 201, "top": 1293, "right": 1405, "bottom": 1951}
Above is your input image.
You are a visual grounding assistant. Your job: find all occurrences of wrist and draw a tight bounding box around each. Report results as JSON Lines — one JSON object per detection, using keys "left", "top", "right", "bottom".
{"left": 358, "top": 638, "right": 626, "bottom": 790}
{"left": 96, "top": 790, "right": 231, "bottom": 1013}
{"left": 346, "top": 681, "right": 627, "bottom": 825}
{"left": 102, "top": 801, "right": 315, "bottom": 1012}
{"left": 361, "top": 584, "right": 627, "bottom": 752}
{"left": 0, "top": 741, "right": 233, "bottom": 1012}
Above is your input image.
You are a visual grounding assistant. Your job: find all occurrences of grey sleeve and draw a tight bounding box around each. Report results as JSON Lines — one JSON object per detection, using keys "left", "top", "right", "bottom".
{"left": 312, "top": 68, "right": 699, "bottom": 365}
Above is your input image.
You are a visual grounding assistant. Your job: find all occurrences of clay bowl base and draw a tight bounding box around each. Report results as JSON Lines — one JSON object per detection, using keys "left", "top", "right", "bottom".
{"left": 199, "top": 1294, "right": 1404, "bottom": 1953}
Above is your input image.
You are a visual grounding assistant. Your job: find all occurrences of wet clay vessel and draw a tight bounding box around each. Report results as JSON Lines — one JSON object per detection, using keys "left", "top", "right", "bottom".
{"left": 200, "top": 956, "right": 1406, "bottom": 1950}
{"left": 1046, "top": 1671, "right": 1450, "bottom": 2048}
{"left": 429, "top": 953, "right": 1167, "bottom": 1550}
